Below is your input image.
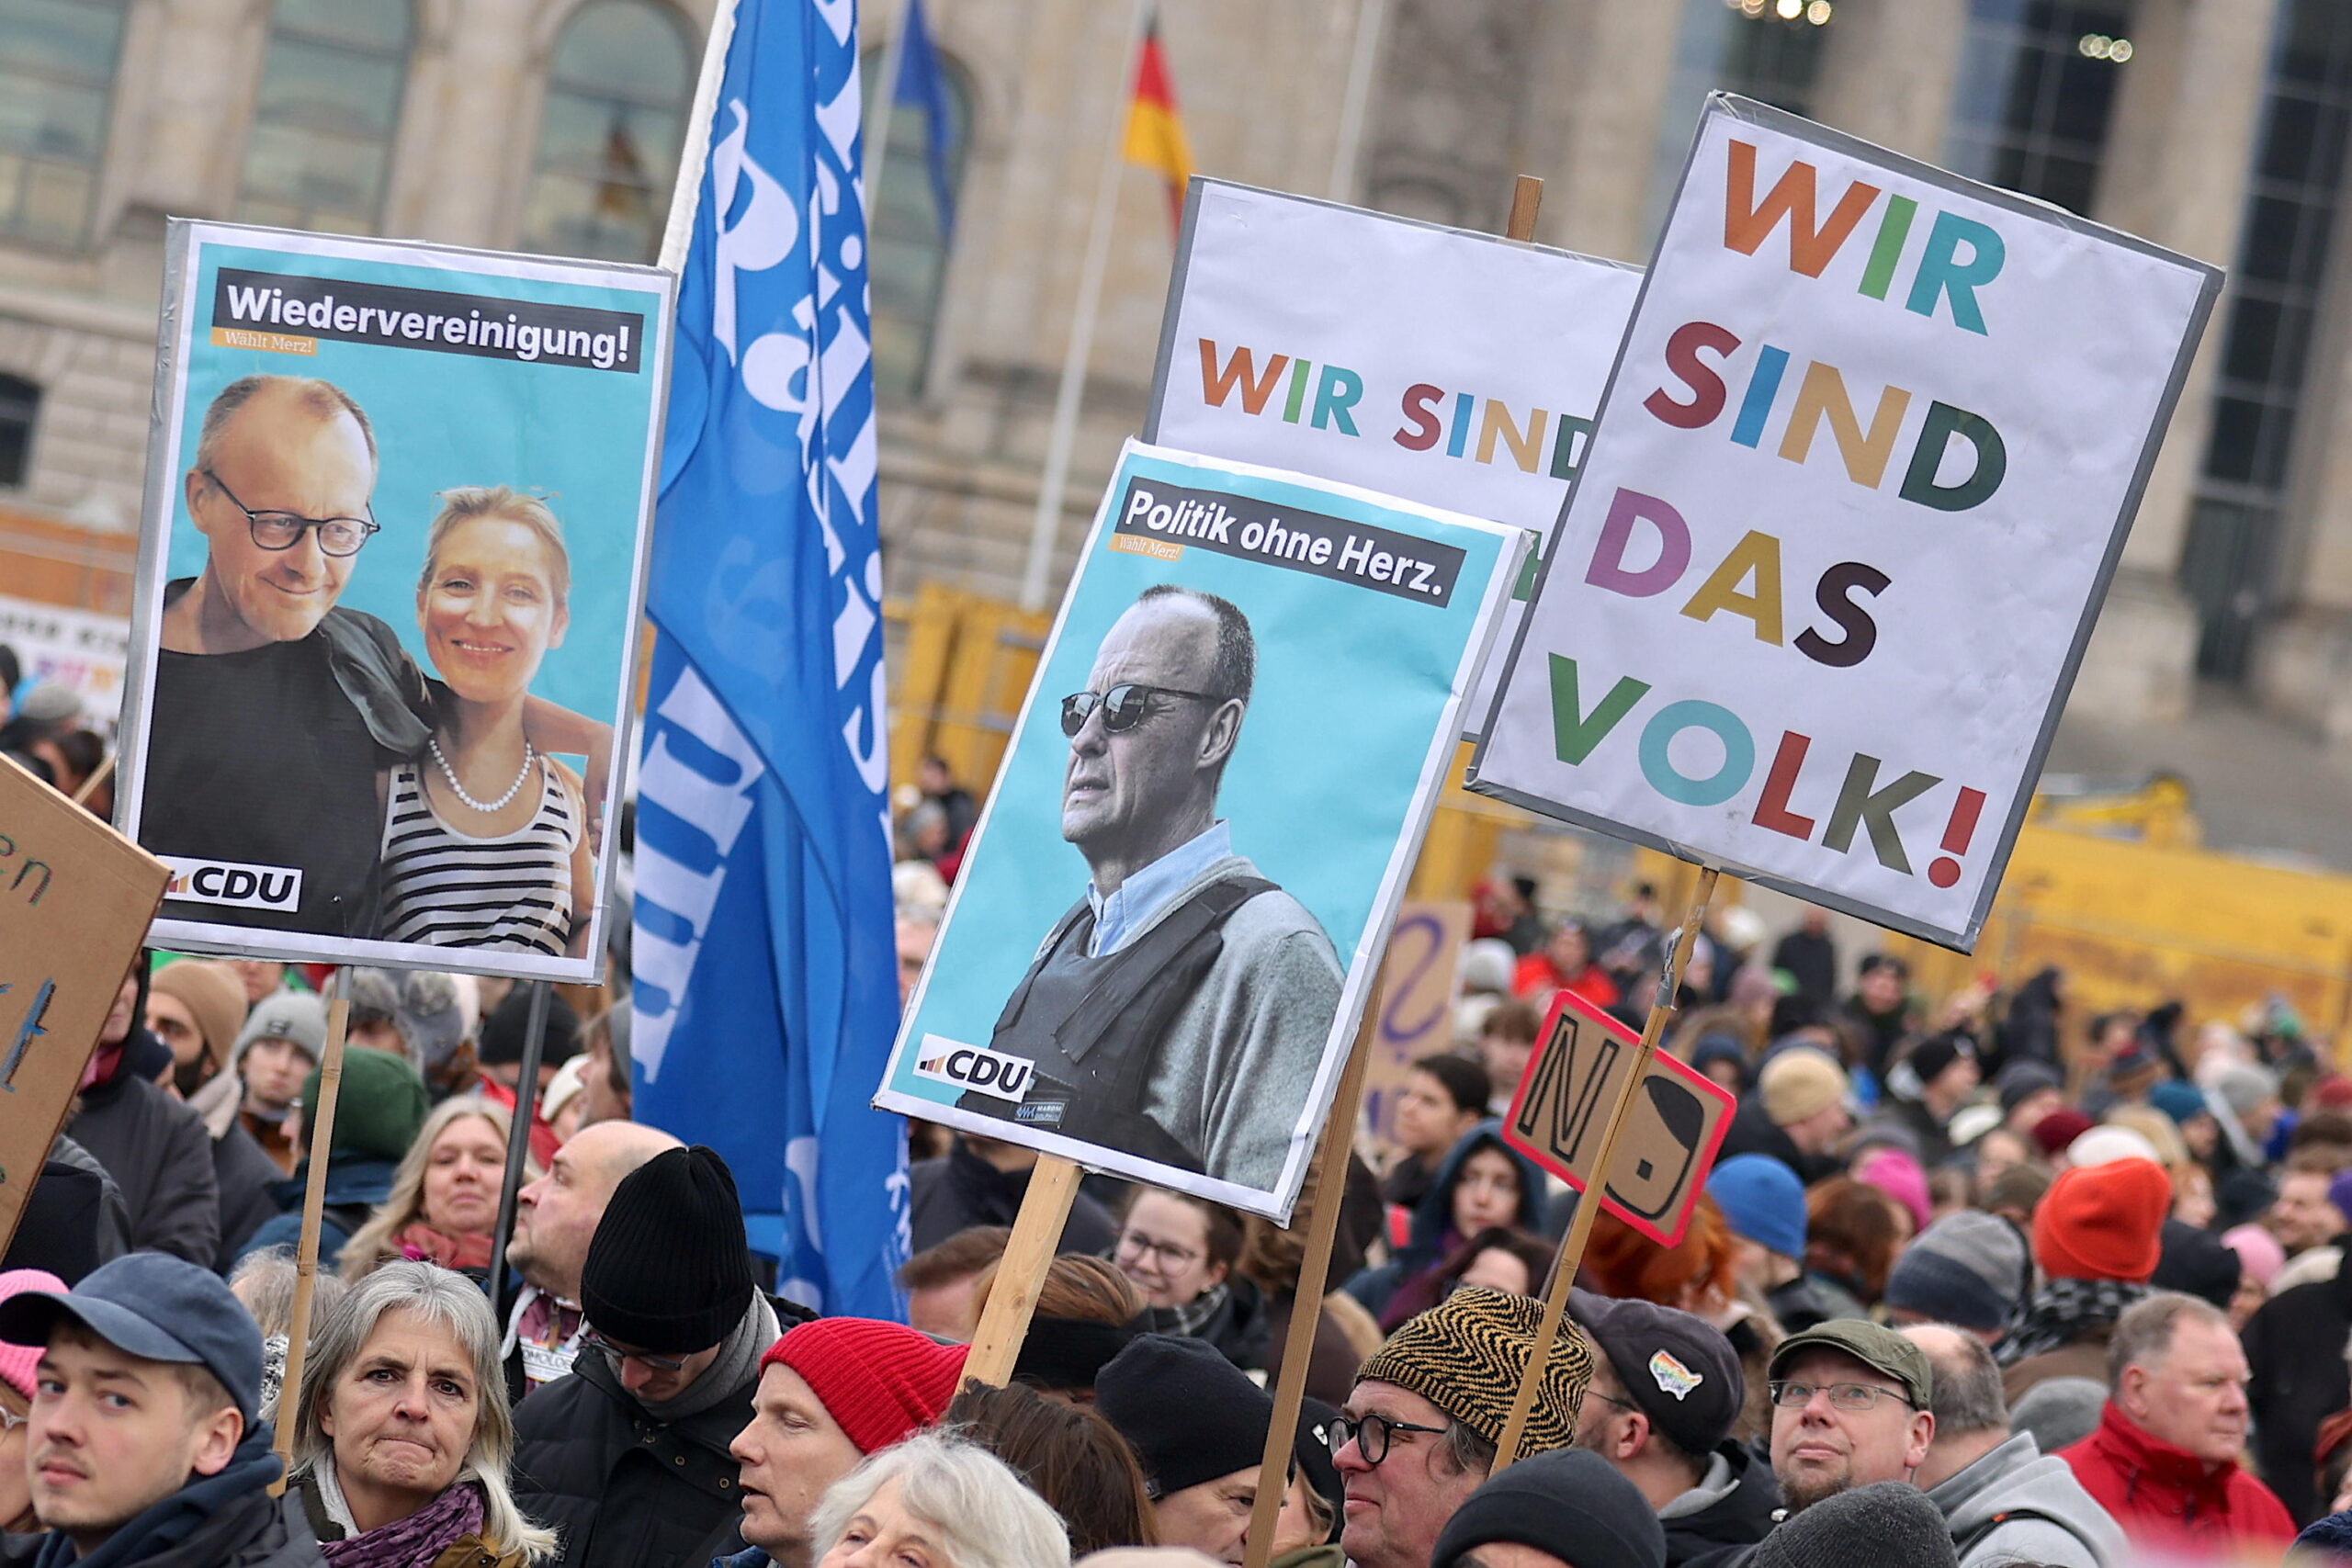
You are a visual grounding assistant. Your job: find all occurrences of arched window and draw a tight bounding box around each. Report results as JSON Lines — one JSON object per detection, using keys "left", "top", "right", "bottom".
{"left": 865, "top": 46, "right": 973, "bottom": 401}
{"left": 524, "top": 0, "right": 694, "bottom": 263}
{"left": 0, "top": 0, "right": 130, "bottom": 244}
{"left": 0, "top": 373, "right": 38, "bottom": 487}
{"left": 238, "top": 0, "right": 413, "bottom": 233}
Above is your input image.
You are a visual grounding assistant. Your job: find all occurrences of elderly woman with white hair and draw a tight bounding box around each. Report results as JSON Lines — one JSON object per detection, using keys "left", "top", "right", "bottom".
{"left": 289, "top": 1259, "right": 557, "bottom": 1568}
{"left": 808, "top": 1432, "right": 1071, "bottom": 1568}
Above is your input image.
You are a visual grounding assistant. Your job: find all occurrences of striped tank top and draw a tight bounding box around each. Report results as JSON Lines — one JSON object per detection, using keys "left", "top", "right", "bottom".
{"left": 378, "top": 755, "right": 577, "bottom": 954}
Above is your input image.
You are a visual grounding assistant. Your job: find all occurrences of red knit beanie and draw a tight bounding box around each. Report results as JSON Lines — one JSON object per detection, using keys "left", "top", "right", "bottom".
{"left": 2032, "top": 1156, "right": 2171, "bottom": 1282}
{"left": 760, "top": 1318, "right": 969, "bottom": 1454}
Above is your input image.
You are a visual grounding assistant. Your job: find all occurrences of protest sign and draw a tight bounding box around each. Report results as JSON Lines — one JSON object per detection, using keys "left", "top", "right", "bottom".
{"left": 1362, "top": 899, "right": 1471, "bottom": 1146}
{"left": 876, "top": 441, "right": 1525, "bottom": 1220}
{"left": 1469, "top": 97, "right": 2222, "bottom": 950}
{"left": 115, "top": 221, "right": 674, "bottom": 981}
{"left": 0, "top": 596, "right": 129, "bottom": 729}
{"left": 0, "top": 757, "right": 169, "bottom": 1254}
{"left": 1144, "top": 180, "right": 1641, "bottom": 728}
{"left": 1502, "top": 990, "right": 1735, "bottom": 1247}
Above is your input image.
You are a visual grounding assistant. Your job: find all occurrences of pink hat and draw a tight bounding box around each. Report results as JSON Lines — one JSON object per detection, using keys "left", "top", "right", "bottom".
{"left": 1855, "top": 1145, "right": 1932, "bottom": 1234}
{"left": 2222, "top": 1223, "right": 2287, "bottom": 1289}
{"left": 0, "top": 1269, "right": 67, "bottom": 1401}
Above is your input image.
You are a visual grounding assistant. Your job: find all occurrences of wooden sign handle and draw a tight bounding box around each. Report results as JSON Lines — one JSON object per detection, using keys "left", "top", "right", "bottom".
{"left": 1240, "top": 998, "right": 1376, "bottom": 1568}
{"left": 959, "top": 1154, "right": 1082, "bottom": 1387}
{"left": 271, "top": 986, "right": 349, "bottom": 1485}
{"left": 1489, "top": 865, "right": 1720, "bottom": 1471}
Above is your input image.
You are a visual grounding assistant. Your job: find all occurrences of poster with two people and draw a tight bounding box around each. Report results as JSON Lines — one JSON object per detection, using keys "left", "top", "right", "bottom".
{"left": 117, "top": 221, "right": 673, "bottom": 982}
{"left": 876, "top": 442, "right": 1524, "bottom": 1220}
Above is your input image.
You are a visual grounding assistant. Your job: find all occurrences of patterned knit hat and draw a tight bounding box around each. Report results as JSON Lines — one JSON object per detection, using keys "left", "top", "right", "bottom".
{"left": 761, "top": 1317, "right": 968, "bottom": 1454}
{"left": 1357, "top": 1286, "right": 1592, "bottom": 1453}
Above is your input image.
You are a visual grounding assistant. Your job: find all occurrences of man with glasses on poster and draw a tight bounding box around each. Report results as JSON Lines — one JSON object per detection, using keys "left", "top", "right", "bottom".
{"left": 147, "top": 373, "right": 604, "bottom": 939}
{"left": 960, "top": 583, "right": 1342, "bottom": 1190}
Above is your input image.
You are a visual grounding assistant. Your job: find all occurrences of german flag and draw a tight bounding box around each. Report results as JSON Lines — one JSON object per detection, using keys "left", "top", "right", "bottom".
{"left": 1124, "top": 13, "right": 1193, "bottom": 233}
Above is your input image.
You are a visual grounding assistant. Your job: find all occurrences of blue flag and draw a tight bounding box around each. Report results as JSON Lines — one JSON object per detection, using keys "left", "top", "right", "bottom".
{"left": 631, "top": 0, "right": 908, "bottom": 1319}
{"left": 892, "top": 0, "right": 956, "bottom": 235}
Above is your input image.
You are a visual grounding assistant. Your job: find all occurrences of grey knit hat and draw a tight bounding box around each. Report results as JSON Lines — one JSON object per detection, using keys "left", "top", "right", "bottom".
{"left": 2009, "top": 1375, "right": 2106, "bottom": 1456}
{"left": 1752, "top": 1482, "right": 1956, "bottom": 1568}
{"left": 2215, "top": 1064, "right": 2279, "bottom": 1117}
{"left": 1883, "top": 1211, "right": 2028, "bottom": 1332}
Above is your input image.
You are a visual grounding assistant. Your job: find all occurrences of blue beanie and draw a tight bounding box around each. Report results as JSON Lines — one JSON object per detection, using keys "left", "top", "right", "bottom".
{"left": 2150, "top": 1079, "right": 2206, "bottom": 1126}
{"left": 1705, "top": 1154, "right": 1806, "bottom": 1259}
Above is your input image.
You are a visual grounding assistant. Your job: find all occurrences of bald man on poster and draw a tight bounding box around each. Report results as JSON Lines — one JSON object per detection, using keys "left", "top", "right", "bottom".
{"left": 959, "top": 584, "right": 1343, "bottom": 1191}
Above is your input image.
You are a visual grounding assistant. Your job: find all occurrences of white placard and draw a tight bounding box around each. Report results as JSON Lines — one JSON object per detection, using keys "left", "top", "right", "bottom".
{"left": 0, "top": 595, "right": 128, "bottom": 729}
{"left": 1146, "top": 179, "right": 1642, "bottom": 728}
{"left": 1471, "top": 97, "right": 2221, "bottom": 950}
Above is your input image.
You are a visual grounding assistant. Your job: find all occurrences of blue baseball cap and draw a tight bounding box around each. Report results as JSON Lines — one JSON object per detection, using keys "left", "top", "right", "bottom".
{"left": 0, "top": 1253, "right": 262, "bottom": 1422}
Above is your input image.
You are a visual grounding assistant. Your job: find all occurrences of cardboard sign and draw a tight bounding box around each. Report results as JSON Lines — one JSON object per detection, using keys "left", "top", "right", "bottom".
{"left": 1468, "top": 97, "right": 2222, "bottom": 950}
{"left": 876, "top": 442, "right": 1526, "bottom": 1221}
{"left": 0, "top": 757, "right": 170, "bottom": 1254}
{"left": 116, "top": 221, "right": 675, "bottom": 981}
{"left": 1363, "top": 900, "right": 1472, "bottom": 1146}
{"left": 1145, "top": 180, "right": 1642, "bottom": 729}
{"left": 1502, "top": 991, "right": 1735, "bottom": 1247}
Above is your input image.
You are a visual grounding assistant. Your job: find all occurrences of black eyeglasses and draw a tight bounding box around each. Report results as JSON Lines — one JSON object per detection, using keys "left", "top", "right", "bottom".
{"left": 1328, "top": 1411, "right": 1448, "bottom": 1465}
{"left": 1059, "top": 682, "right": 1229, "bottom": 738}
{"left": 580, "top": 1329, "right": 685, "bottom": 1373}
{"left": 1769, "top": 1381, "right": 1917, "bottom": 1413}
{"left": 204, "top": 468, "right": 379, "bottom": 557}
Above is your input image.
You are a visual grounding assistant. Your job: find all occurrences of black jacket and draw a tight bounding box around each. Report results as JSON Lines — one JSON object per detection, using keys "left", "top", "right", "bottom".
{"left": 67, "top": 1031, "right": 220, "bottom": 1265}
{"left": 909, "top": 1140, "right": 1117, "bottom": 1255}
{"left": 511, "top": 1338, "right": 756, "bottom": 1568}
{"left": 17, "top": 1434, "right": 322, "bottom": 1568}
{"left": 2244, "top": 1259, "right": 2352, "bottom": 1525}
{"left": 1662, "top": 1441, "right": 1783, "bottom": 1568}
{"left": 1713, "top": 1100, "right": 1842, "bottom": 1187}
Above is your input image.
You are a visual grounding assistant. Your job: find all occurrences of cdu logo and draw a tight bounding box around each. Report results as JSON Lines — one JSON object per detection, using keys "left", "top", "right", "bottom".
{"left": 912, "top": 1034, "right": 1035, "bottom": 1103}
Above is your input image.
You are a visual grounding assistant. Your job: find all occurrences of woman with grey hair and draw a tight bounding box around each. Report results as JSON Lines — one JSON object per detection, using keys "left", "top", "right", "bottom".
{"left": 289, "top": 1259, "right": 558, "bottom": 1568}
{"left": 811, "top": 1432, "right": 1070, "bottom": 1568}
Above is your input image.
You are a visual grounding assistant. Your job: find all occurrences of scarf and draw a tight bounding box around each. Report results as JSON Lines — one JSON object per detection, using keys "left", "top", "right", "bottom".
{"left": 639, "top": 1292, "right": 780, "bottom": 1423}
{"left": 315, "top": 1471, "right": 486, "bottom": 1568}
{"left": 1997, "top": 1276, "right": 2147, "bottom": 1365}
{"left": 1146, "top": 1281, "right": 1229, "bottom": 1341}
{"left": 396, "top": 1222, "right": 495, "bottom": 1272}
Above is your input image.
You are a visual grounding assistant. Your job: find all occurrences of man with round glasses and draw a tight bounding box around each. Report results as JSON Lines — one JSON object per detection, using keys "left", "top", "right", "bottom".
{"left": 1764, "top": 1321, "right": 1937, "bottom": 1516}
{"left": 964, "top": 581, "right": 1341, "bottom": 1189}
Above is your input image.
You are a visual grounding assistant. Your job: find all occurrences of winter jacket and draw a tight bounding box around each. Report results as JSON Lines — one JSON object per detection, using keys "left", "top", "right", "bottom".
{"left": 1925, "top": 1432, "right": 2126, "bottom": 1568}
{"left": 511, "top": 1335, "right": 755, "bottom": 1568}
{"left": 2244, "top": 1257, "right": 2352, "bottom": 1525}
{"left": 21, "top": 1431, "right": 323, "bottom": 1568}
{"left": 1341, "top": 1121, "right": 1547, "bottom": 1322}
{"left": 2057, "top": 1399, "right": 2295, "bottom": 1557}
{"left": 1658, "top": 1438, "right": 1781, "bottom": 1568}
{"left": 2002, "top": 1333, "right": 2111, "bottom": 1407}
{"left": 67, "top": 1030, "right": 220, "bottom": 1265}
{"left": 233, "top": 1156, "right": 398, "bottom": 1275}
{"left": 908, "top": 1139, "right": 1118, "bottom": 1255}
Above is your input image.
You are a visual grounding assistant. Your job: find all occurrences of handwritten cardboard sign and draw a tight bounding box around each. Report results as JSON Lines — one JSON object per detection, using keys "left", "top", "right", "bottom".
{"left": 1502, "top": 990, "right": 1735, "bottom": 1247}
{"left": 0, "top": 757, "right": 169, "bottom": 1255}
{"left": 1363, "top": 900, "right": 1471, "bottom": 1146}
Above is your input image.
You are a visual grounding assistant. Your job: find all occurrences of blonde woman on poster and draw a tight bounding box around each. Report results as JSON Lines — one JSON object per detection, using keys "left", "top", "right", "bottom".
{"left": 376, "top": 487, "right": 594, "bottom": 957}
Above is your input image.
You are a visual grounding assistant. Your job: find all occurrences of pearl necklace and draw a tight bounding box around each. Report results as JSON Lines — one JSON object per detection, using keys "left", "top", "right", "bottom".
{"left": 429, "top": 737, "right": 536, "bottom": 813}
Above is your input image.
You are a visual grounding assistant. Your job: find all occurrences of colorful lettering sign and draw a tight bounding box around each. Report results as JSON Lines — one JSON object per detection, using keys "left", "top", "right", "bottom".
{"left": 1471, "top": 98, "right": 2222, "bottom": 949}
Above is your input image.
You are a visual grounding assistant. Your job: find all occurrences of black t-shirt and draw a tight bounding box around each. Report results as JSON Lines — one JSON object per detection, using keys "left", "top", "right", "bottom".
{"left": 145, "top": 623, "right": 401, "bottom": 937}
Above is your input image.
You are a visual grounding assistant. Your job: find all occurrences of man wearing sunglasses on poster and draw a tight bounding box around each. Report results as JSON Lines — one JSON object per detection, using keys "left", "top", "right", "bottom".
{"left": 147, "top": 374, "right": 607, "bottom": 939}
{"left": 961, "top": 582, "right": 1341, "bottom": 1190}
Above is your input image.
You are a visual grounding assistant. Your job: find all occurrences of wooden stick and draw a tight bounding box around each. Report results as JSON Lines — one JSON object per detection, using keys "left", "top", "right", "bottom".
{"left": 271, "top": 986, "right": 350, "bottom": 1483}
{"left": 959, "top": 1156, "right": 1082, "bottom": 1386}
{"left": 1506, "top": 175, "right": 1544, "bottom": 243}
{"left": 1241, "top": 1002, "right": 1377, "bottom": 1568}
{"left": 1490, "top": 865, "right": 1721, "bottom": 1472}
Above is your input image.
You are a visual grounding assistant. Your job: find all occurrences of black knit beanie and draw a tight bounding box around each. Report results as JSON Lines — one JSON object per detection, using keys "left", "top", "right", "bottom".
{"left": 1750, "top": 1483, "right": 1957, "bottom": 1568}
{"left": 1431, "top": 1449, "right": 1665, "bottom": 1568}
{"left": 581, "top": 1145, "right": 754, "bottom": 1352}
{"left": 1095, "top": 1334, "right": 1272, "bottom": 1498}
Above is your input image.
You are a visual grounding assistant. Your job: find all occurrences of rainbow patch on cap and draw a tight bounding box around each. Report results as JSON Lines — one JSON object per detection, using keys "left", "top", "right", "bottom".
{"left": 1649, "top": 1349, "right": 1702, "bottom": 1402}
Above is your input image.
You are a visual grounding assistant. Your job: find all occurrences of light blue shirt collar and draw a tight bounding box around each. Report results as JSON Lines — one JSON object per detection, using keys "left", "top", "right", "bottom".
{"left": 1086, "top": 819, "right": 1231, "bottom": 956}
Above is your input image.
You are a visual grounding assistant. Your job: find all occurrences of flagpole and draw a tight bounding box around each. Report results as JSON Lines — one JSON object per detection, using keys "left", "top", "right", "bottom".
{"left": 1328, "top": 0, "right": 1387, "bottom": 201}
{"left": 864, "top": 0, "right": 917, "bottom": 197}
{"left": 1016, "top": 0, "right": 1153, "bottom": 614}
{"left": 660, "top": 0, "right": 745, "bottom": 275}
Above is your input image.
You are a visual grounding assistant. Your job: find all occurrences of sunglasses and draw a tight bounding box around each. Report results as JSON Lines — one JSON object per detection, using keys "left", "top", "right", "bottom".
{"left": 1059, "top": 683, "right": 1229, "bottom": 738}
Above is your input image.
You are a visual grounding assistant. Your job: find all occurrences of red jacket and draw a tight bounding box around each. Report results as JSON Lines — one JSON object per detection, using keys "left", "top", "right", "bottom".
{"left": 2058, "top": 1398, "right": 2294, "bottom": 1557}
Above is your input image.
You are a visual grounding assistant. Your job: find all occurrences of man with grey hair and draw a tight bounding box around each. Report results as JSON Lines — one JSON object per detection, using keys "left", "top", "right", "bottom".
{"left": 1899, "top": 1324, "right": 2123, "bottom": 1568}
{"left": 963, "top": 582, "right": 1342, "bottom": 1189}
{"left": 2056, "top": 1292, "right": 2293, "bottom": 1556}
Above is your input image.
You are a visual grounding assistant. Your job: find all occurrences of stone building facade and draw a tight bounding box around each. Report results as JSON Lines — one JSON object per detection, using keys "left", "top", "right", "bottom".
{"left": 6, "top": 0, "right": 2352, "bottom": 751}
